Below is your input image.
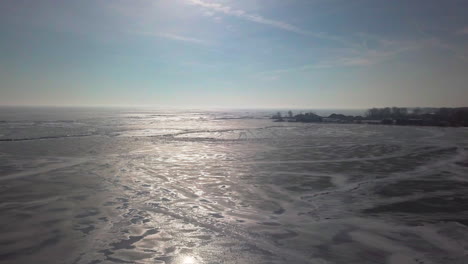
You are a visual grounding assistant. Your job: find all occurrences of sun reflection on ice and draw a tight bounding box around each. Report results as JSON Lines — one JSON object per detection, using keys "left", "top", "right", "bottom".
{"left": 180, "top": 255, "right": 197, "bottom": 264}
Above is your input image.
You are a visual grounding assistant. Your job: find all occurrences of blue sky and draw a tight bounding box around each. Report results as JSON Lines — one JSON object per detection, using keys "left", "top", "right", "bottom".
{"left": 1, "top": 0, "right": 467, "bottom": 108}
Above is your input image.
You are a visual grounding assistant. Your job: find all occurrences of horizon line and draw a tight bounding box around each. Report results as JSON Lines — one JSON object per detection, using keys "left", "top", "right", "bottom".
{"left": 1, "top": 104, "right": 467, "bottom": 110}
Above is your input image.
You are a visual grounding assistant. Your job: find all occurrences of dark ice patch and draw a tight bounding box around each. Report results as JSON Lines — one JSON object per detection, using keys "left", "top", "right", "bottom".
{"left": 375, "top": 179, "right": 468, "bottom": 197}
{"left": 364, "top": 195, "right": 468, "bottom": 214}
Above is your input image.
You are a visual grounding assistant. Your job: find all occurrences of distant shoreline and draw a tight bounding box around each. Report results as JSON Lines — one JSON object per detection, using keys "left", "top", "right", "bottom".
{"left": 271, "top": 107, "right": 468, "bottom": 127}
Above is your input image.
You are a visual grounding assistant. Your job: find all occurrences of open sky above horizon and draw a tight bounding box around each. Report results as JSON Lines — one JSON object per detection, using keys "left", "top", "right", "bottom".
{"left": 1, "top": 0, "right": 467, "bottom": 108}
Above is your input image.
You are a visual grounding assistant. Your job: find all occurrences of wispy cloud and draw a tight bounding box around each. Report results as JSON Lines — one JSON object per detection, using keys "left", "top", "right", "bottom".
{"left": 456, "top": 26, "right": 468, "bottom": 35}
{"left": 186, "top": 0, "right": 311, "bottom": 36}
{"left": 424, "top": 37, "right": 468, "bottom": 61}
{"left": 140, "top": 31, "right": 210, "bottom": 45}
{"left": 313, "top": 51, "right": 395, "bottom": 69}
{"left": 257, "top": 53, "right": 379, "bottom": 80}
{"left": 258, "top": 36, "right": 418, "bottom": 78}
{"left": 257, "top": 55, "right": 375, "bottom": 77}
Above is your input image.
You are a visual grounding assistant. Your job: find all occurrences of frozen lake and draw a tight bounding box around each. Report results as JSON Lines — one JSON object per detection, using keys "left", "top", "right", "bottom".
{"left": 1, "top": 107, "right": 468, "bottom": 264}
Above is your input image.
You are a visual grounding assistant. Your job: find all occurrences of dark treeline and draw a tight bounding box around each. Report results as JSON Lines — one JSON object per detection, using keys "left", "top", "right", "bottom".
{"left": 366, "top": 107, "right": 468, "bottom": 126}
{"left": 272, "top": 111, "right": 323, "bottom": 123}
{"left": 272, "top": 107, "right": 468, "bottom": 127}
{"left": 366, "top": 107, "right": 409, "bottom": 119}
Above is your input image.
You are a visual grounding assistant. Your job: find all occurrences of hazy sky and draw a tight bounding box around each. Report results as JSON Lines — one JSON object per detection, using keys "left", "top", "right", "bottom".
{"left": 1, "top": 0, "right": 467, "bottom": 108}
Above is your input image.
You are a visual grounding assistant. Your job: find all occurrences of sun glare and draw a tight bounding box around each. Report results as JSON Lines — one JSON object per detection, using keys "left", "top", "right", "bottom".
{"left": 180, "top": 255, "right": 197, "bottom": 264}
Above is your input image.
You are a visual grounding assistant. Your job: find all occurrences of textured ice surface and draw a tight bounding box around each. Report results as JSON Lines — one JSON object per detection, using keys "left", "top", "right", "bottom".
{"left": 0, "top": 108, "right": 468, "bottom": 264}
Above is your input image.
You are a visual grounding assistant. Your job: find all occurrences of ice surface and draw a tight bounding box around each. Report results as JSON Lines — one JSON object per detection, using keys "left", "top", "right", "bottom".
{"left": 0, "top": 108, "right": 468, "bottom": 264}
